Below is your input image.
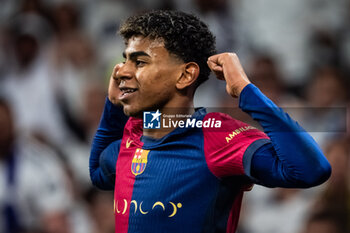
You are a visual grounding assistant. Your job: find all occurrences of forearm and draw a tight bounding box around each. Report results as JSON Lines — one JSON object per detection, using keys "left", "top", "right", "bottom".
{"left": 89, "top": 98, "right": 128, "bottom": 187}
{"left": 240, "top": 84, "right": 331, "bottom": 188}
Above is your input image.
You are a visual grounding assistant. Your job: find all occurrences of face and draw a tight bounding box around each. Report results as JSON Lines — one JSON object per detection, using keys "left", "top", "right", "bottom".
{"left": 115, "top": 36, "right": 184, "bottom": 117}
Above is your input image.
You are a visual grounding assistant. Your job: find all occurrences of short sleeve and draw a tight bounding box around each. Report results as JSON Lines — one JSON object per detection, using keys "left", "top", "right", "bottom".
{"left": 202, "top": 112, "right": 269, "bottom": 178}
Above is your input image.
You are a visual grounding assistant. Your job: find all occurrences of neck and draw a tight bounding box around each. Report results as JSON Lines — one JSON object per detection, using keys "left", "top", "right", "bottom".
{"left": 143, "top": 97, "right": 195, "bottom": 139}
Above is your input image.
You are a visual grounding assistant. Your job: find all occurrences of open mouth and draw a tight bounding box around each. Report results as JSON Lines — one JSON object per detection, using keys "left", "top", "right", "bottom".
{"left": 119, "top": 87, "right": 138, "bottom": 99}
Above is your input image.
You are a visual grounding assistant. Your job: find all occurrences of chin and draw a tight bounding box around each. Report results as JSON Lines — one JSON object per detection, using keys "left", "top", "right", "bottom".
{"left": 122, "top": 105, "right": 143, "bottom": 118}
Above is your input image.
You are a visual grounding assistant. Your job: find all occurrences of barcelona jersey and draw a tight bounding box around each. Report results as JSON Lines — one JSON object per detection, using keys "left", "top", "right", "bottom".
{"left": 104, "top": 108, "right": 269, "bottom": 233}
{"left": 92, "top": 84, "right": 331, "bottom": 233}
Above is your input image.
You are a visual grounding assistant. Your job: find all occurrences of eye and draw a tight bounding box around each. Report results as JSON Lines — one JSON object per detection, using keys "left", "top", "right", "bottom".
{"left": 135, "top": 60, "right": 146, "bottom": 67}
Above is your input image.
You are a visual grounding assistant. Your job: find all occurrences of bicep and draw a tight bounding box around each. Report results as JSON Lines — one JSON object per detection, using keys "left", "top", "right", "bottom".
{"left": 246, "top": 142, "right": 288, "bottom": 187}
{"left": 247, "top": 142, "right": 316, "bottom": 188}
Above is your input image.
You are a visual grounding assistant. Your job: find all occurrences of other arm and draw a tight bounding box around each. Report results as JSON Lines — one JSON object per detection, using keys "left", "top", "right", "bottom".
{"left": 208, "top": 53, "right": 331, "bottom": 188}
{"left": 240, "top": 84, "right": 331, "bottom": 187}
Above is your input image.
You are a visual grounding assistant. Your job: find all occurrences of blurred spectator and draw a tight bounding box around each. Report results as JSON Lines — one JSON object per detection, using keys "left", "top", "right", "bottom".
{"left": 307, "top": 138, "right": 350, "bottom": 232}
{"left": 307, "top": 0, "right": 348, "bottom": 33}
{"left": 0, "top": 98, "right": 73, "bottom": 233}
{"left": 20, "top": 0, "right": 47, "bottom": 15}
{"left": 234, "top": 0, "right": 348, "bottom": 86}
{"left": 48, "top": 2, "right": 103, "bottom": 143}
{"left": 85, "top": 189, "right": 115, "bottom": 233}
{"left": 307, "top": 0, "right": 347, "bottom": 71}
{"left": 194, "top": 0, "right": 236, "bottom": 52}
{"left": 0, "top": 0, "right": 16, "bottom": 22}
{"left": 81, "top": 83, "right": 107, "bottom": 141}
{"left": 247, "top": 55, "right": 285, "bottom": 104}
{"left": 175, "top": 0, "right": 236, "bottom": 52}
{"left": 301, "top": 66, "right": 347, "bottom": 145}
{"left": 51, "top": 2, "right": 80, "bottom": 38}
{"left": 296, "top": 138, "right": 350, "bottom": 233}
{"left": 12, "top": 0, "right": 54, "bottom": 44}
{"left": 309, "top": 29, "right": 341, "bottom": 69}
{"left": 189, "top": 0, "right": 241, "bottom": 109}
{"left": 82, "top": 0, "right": 131, "bottom": 67}
{"left": 0, "top": 26, "right": 14, "bottom": 79}
{"left": 305, "top": 66, "right": 347, "bottom": 108}
{"left": 301, "top": 210, "right": 345, "bottom": 233}
{"left": 234, "top": 0, "right": 311, "bottom": 84}
{"left": 60, "top": 83, "right": 106, "bottom": 193}
{"left": 239, "top": 186, "right": 315, "bottom": 233}
{"left": 49, "top": 32, "right": 100, "bottom": 141}
{"left": 0, "top": 26, "right": 70, "bottom": 147}
{"left": 340, "top": 6, "right": 350, "bottom": 74}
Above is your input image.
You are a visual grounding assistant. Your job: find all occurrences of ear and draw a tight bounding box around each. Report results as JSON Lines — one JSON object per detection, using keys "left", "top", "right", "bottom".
{"left": 176, "top": 62, "right": 200, "bottom": 90}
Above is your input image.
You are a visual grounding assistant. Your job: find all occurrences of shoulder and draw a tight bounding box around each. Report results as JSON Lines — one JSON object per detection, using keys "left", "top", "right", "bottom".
{"left": 204, "top": 112, "right": 246, "bottom": 126}
{"left": 201, "top": 112, "right": 268, "bottom": 177}
{"left": 202, "top": 112, "right": 267, "bottom": 144}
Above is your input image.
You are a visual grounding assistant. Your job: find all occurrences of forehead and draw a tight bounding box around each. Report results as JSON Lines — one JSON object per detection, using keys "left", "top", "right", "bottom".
{"left": 125, "top": 36, "right": 166, "bottom": 56}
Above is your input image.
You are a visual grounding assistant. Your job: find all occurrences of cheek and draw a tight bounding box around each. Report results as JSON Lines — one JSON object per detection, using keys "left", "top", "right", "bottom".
{"left": 138, "top": 68, "right": 177, "bottom": 90}
{"left": 138, "top": 74, "right": 176, "bottom": 106}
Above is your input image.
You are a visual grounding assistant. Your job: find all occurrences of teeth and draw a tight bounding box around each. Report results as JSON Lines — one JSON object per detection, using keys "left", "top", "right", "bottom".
{"left": 122, "top": 88, "right": 136, "bottom": 94}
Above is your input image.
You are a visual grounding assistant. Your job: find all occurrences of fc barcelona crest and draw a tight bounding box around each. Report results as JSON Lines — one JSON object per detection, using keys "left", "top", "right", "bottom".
{"left": 131, "top": 148, "right": 150, "bottom": 176}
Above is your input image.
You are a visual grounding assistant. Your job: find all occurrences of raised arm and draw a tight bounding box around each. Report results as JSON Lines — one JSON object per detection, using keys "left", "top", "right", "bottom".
{"left": 89, "top": 64, "right": 129, "bottom": 189}
{"left": 207, "top": 53, "right": 331, "bottom": 188}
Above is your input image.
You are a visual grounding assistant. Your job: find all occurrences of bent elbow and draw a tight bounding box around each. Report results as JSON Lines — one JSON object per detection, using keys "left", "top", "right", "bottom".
{"left": 301, "top": 161, "right": 332, "bottom": 188}
{"left": 91, "top": 176, "right": 112, "bottom": 190}
{"left": 316, "top": 161, "right": 332, "bottom": 185}
{"left": 89, "top": 170, "right": 100, "bottom": 188}
{"left": 90, "top": 169, "right": 115, "bottom": 190}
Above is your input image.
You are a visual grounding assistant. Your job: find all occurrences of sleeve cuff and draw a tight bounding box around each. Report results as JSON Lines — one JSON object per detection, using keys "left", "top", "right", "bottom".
{"left": 238, "top": 83, "right": 256, "bottom": 109}
{"left": 243, "top": 138, "right": 271, "bottom": 182}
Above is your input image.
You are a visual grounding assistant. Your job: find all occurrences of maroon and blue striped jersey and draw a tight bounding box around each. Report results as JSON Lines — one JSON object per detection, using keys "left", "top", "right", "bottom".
{"left": 109, "top": 109, "right": 268, "bottom": 233}
{"left": 90, "top": 84, "right": 331, "bottom": 233}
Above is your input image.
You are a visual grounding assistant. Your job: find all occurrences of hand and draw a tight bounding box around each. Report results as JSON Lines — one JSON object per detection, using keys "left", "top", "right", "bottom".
{"left": 108, "top": 63, "right": 123, "bottom": 105}
{"left": 207, "top": 53, "right": 251, "bottom": 98}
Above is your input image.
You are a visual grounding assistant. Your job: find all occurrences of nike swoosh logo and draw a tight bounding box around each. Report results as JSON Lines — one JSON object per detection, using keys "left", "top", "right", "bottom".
{"left": 126, "top": 138, "right": 133, "bottom": 148}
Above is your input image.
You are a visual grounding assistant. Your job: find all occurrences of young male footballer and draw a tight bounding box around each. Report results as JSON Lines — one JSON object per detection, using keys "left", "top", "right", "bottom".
{"left": 89, "top": 10, "right": 331, "bottom": 233}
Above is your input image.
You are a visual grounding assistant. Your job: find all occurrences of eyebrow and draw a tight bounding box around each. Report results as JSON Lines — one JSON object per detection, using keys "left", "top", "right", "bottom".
{"left": 122, "top": 51, "right": 151, "bottom": 60}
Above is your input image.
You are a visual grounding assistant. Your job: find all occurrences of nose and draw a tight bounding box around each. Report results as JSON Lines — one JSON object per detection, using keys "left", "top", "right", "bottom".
{"left": 116, "top": 62, "right": 134, "bottom": 81}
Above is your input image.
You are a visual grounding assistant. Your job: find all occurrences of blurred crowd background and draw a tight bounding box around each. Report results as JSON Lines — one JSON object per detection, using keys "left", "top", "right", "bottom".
{"left": 0, "top": 0, "right": 349, "bottom": 233}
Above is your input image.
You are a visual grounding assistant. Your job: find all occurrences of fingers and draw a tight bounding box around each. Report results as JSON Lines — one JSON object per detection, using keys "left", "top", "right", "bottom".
{"left": 108, "top": 63, "right": 124, "bottom": 104}
{"left": 207, "top": 59, "right": 223, "bottom": 72}
{"left": 111, "top": 63, "right": 123, "bottom": 80}
{"left": 207, "top": 56, "right": 225, "bottom": 80}
{"left": 110, "top": 63, "right": 124, "bottom": 88}
{"left": 208, "top": 53, "right": 238, "bottom": 65}
{"left": 207, "top": 54, "right": 223, "bottom": 64}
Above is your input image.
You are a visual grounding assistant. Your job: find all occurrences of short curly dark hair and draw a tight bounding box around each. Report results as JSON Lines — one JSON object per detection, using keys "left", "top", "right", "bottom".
{"left": 119, "top": 10, "right": 217, "bottom": 87}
